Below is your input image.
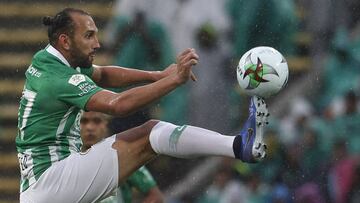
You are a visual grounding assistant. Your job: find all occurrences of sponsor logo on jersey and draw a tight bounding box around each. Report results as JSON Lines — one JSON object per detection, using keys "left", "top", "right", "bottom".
{"left": 27, "top": 65, "right": 42, "bottom": 78}
{"left": 68, "top": 74, "right": 86, "bottom": 86}
{"left": 78, "top": 82, "right": 97, "bottom": 96}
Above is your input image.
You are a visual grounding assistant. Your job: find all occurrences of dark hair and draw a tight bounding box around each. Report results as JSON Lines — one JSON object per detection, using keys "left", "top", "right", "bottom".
{"left": 42, "top": 8, "right": 89, "bottom": 45}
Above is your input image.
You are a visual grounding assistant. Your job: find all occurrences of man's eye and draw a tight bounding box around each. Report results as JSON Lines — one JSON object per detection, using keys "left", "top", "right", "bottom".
{"left": 93, "top": 118, "right": 102, "bottom": 124}
{"left": 80, "top": 118, "right": 88, "bottom": 124}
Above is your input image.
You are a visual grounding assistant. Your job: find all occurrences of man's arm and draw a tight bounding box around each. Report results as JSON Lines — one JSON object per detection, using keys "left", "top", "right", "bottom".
{"left": 91, "top": 64, "right": 177, "bottom": 88}
{"left": 86, "top": 48, "right": 198, "bottom": 116}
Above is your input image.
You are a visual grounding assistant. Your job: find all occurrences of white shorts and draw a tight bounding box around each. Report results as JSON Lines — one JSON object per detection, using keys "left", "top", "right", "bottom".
{"left": 20, "top": 135, "right": 119, "bottom": 203}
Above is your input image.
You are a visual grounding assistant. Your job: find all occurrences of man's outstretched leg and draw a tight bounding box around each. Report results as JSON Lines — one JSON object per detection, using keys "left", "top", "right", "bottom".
{"left": 148, "top": 96, "right": 269, "bottom": 162}
{"left": 114, "top": 96, "right": 269, "bottom": 183}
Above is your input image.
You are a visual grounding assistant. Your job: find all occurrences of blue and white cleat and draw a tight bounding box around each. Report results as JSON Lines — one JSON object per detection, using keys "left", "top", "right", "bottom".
{"left": 234, "top": 96, "right": 269, "bottom": 163}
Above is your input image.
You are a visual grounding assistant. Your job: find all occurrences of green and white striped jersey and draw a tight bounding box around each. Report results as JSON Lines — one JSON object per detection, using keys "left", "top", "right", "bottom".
{"left": 16, "top": 45, "right": 103, "bottom": 192}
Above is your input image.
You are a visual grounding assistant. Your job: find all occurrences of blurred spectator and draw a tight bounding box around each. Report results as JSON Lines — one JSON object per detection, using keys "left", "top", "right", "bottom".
{"left": 189, "top": 23, "right": 232, "bottom": 132}
{"left": 279, "top": 97, "right": 314, "bottom": 145}
{"left": 302, "top": 0, "right": 360, "bottom": 56}
{"left": 109, "top": 0, "right": 230, "bottom": 54}
{"left": 108, "top": 11, "right": 173, "bottom": 71}
{"left": 309, "top": 116, "right": 337, "bottom": 154}
{"left": 226, "top": 0, "right": 298, "bottom": 57}
{"left": 198, "top": 162, "right": 270, "bottom": 203}
{"left": 105, "top": 9, "right": 190, "bottom": 128}
{"left": 119, "top": 166, "right": 164, "bottom": 203}
{"left": 269, "top": 176, "right": 292, "bottom": 203}
{"left": 220, "top": 179, "right": 250, "bottom": 203}
{"left": 347, "top": 163, "right": 360, "bottom": 203}
{"left": 328, "top": 140, "right": 359, "bottom": 203}
{"left": 333, "top": 91, "right": 360, "bottom": 154}
{"left": 317, "top": 28, "right": 360, "bottom": 112}
{"left": 281, "top": 144, "right": 306, "bottom": 189}
{"left": 300, "top": 129, "right": 329, "bottom": 181}
{"left": 294, "top": 182, "right": 326, "bottom": 203}
{"left": 196, "top": 165, "right": 239, "bottom": 203}
{"left": 245, "top": 173, "right": 270, "bottom": 203}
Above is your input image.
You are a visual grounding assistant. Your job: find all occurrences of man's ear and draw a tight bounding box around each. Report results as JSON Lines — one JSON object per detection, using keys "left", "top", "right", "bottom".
{"left": 58, "top": 33, "right": 71, "bottom": 50}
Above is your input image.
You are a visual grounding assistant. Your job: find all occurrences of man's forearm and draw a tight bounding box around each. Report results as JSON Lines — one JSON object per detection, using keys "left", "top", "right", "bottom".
{"left": 86, "top": 73, "right": 183, "bottom": 116}
{"left": 108, "top": 73, "right": 182, "bottom": 116}
{"left": 93, "top": 65, "right": 163, "bottom": 88}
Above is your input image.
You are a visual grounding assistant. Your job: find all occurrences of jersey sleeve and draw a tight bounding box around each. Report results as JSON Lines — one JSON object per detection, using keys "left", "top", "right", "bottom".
{"left": 127, "top": 166, "right": 157, "bottom": 193}
{"left": 53, "top": 73, "right": 103, "bottom": 110}
{"left": 78, "top": 66, "right": 94, "bottom": 77}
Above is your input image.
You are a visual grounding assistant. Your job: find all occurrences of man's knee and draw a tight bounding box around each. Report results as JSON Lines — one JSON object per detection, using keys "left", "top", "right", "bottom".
{"left": 116, "top": 119, "right": 160, "bottom": 142}
{"left": 141, "top": 119, "right": 160, "bottom": 131}
{"left": 132, "top": 119, "right": 160, "bottom": 136}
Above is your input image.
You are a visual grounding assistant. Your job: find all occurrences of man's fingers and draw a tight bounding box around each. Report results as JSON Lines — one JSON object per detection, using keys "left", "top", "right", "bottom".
{"left": 180, "top": 48, "right": 193, "bottom": 56}
{"left": 190, "top": 71, "right": 197, "bottom": 82}
{"left": 178, "top": 52, "right": 197, "bottom": 62}
{"left": 177, "top": 48, "right": 193, "bottom": 61}
{"left": 177, "top": 48, "right": 198, "bottom": 62}
{"left": 179, "top": 52, "right": 199, "bottom": 65}
{"left": 181, "top": 57, "right": 198, "bottom": 69}
{"left": 176, "top": 48, "right": 199, "bottom": 82}
{"left": 189, "top": 58, "right": 198, "bottom": 66}
{"left": 183, "top": 59, "right": 198, "bottom": 67}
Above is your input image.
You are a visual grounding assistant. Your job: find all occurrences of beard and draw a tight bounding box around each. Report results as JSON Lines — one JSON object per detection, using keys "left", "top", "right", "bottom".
{"left": 68, "top": 43, "right": 93, "bottom": 69}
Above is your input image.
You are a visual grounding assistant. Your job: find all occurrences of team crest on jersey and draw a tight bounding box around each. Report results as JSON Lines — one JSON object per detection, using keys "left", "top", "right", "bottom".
{"left": 68, "top": 74, "right": 86, "bottom": 86}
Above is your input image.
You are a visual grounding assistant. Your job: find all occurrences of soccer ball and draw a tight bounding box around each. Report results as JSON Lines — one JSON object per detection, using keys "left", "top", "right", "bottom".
{"left": 236, "top": 46, "right": 289, "bottom": 98}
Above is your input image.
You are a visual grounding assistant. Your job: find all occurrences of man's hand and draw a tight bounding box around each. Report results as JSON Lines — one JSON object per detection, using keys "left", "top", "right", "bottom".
{"left": 176, "top": 48, "right": 199, "bottom": 84}
{"left": 160, "top": 63, "right": 177, "bottom": 78}
{"left": 157, "top": 62, "right": 197, "bottom": 82}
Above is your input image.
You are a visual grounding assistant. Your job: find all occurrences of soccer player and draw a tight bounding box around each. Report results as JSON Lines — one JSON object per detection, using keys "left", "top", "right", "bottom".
{"left": 16, "top": 8, "right": 269, "bottom": 202}
{"left": 80, "top": 111, "right": 163, "bottom": 203}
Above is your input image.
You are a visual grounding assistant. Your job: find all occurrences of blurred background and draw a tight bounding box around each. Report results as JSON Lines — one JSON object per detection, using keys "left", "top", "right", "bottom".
{"left": 1, "top": 0, "right": 360, "bottom": 202}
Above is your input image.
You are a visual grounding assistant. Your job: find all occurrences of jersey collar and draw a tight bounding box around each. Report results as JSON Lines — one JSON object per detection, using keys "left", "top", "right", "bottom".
{"left": 45, "top": 45, "right": 71, "bottom": 67}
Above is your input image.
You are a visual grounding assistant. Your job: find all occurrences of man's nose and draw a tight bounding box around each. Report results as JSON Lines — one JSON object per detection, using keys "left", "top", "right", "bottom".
{"left": 93, "top": 36, "right": 100, "bottom": 49}
{"left": 84, "top": 123, "right": 96, "bottom": 130}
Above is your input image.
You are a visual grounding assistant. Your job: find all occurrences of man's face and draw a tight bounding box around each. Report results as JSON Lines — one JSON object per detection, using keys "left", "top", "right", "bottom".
{"left": 80, "top": 112, "right": 108, "bottom": 150}
{"left": 68, "top": 13, "right": 100, "bottom": 68}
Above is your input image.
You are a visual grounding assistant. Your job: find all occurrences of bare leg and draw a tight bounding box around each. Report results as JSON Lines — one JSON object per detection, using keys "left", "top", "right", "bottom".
{"left": 112, "top": 119, "right": 159, "bottom": 184}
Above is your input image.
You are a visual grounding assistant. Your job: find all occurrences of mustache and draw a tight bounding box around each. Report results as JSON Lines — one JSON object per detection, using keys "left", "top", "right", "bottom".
{"left": 90, "top": 48, "right": 99, "bottom": 55}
